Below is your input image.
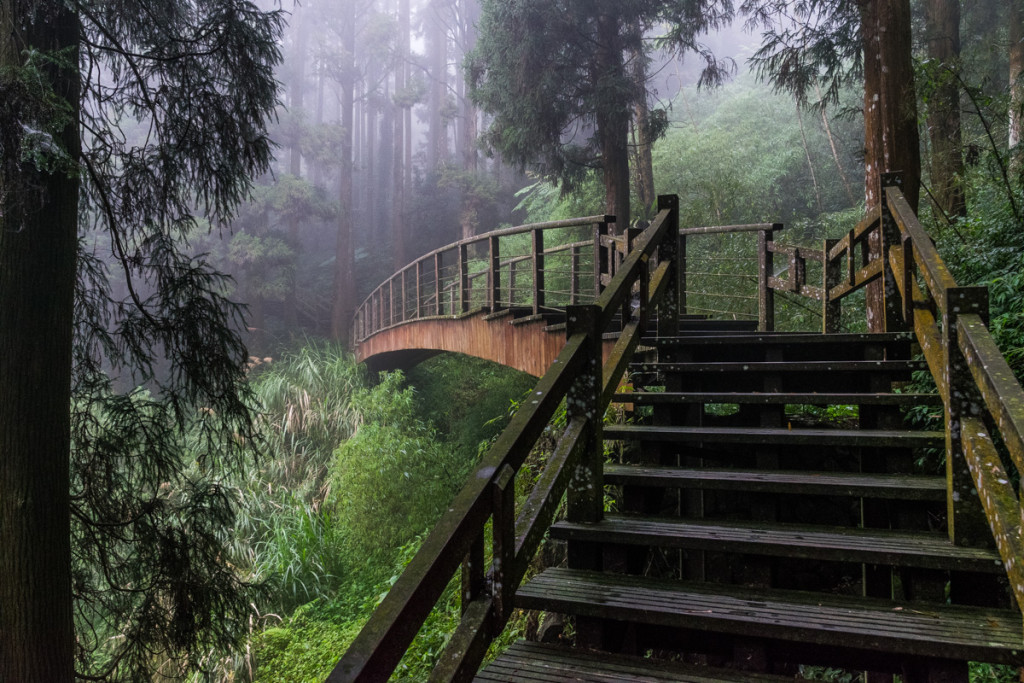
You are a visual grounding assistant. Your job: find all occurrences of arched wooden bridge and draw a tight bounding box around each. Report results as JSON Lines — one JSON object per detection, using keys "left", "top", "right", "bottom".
{"left": 337, "top": 187, "right": 1024, "bottom": 682}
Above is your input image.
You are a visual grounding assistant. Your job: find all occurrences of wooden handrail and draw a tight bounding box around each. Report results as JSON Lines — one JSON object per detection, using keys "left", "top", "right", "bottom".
{"left": 354, "top": 216, "right": 613, "bottom": 343}
{"left": 330, "top": 196, "right": 681, "bottom": 682}
{"left": 773, "top": 176, "right": 1024, "bottom": 617}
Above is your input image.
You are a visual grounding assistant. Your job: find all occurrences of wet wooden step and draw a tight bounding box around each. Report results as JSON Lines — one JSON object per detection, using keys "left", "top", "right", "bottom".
{"left": 604, "top": 424, "right": 944, "bottom": 448}
{"left": 516, "top": 568, "right": 1024, "bottom": 665}
{"left": 649, "top": 332, "right": 916, "bottom": 347}
{"left": 603, "top": 465, "right": 946, "bottom": 501}
{"left": 475, "top": 640, "right": 791, "bottom": 682}
{"left": 631, "top": 360, "right": 928, "bottom": 374}
{"left": 550, "top": 515, "right": 1002, "bottom": 573}
{"left": 611, "top": 391, "right": 942, "bottom": 407}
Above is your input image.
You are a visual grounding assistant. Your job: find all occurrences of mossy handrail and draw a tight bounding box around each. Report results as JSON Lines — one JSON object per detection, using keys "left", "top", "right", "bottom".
{"left": 329, "top": 195, "right": 681, "bottom": 682}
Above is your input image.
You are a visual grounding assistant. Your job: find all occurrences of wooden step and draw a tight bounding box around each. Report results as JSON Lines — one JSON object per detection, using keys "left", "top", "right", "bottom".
{"left": 649, "top": 331, "right": 916, "bottom": 347}
{"left": 611, "top": 391, "right": 942, "bottom": 407}
{"left": 550, "top": 515, "right": 1002, "bottom": 573}
{"left": 516, "top": 568, "right": 1024, "bottom": 665}
{"left": 475, "top": 640, "right": 791, "bottom": 682}
{"left": 632, "top": 360, "right": 928, "bottom": 374}
{"left": 603, "top": 465, "right": 946, "bottom": 501}
{"left": 676, "top": 319, "right": 760, "bottom": 331}
{"left": 604, "top": 425, "right": 944, "bottom": 448}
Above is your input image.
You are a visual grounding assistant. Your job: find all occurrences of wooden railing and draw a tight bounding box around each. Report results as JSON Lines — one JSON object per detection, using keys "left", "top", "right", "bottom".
{"left": 329, "top": 196, "right": 681, "bottom": 681}
{"left": 769, "top": 172, "right": 1024, "bottom": 615}
{"left": 353, "top": 215, "right": 620, "bottom": 343}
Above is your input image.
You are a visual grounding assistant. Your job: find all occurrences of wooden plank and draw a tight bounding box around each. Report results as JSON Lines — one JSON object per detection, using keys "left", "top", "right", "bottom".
{"left": 604, "top": 424, "right": 943, "bottom": 448}
{"left": 632, "top": 360, "right": 928, "bottom": 374}
{"left": 603, "top": 465, "right": 946, "bottom": 500}
{"left": 958, "top": 314, "right": 1024, "bottom": 473}
{"left": 680, "top": 222, "right": 782, "bottom": 236}
{"left": 610, "top": 392, "right": 942, "bottom": 407}
{"left": 962, "top": 416, "right": 1024, "bottom": 612}
{"left": 475, "top": 641, "right": 792, "bottom": 682}
{"left": 651, "top": 331, "right": 915, "bottom": 346}
{"left": 516, "top": 568, "right": 1024, "bottom": 664}
{"left": 827, "top": 257, "right": 883, "bottom": 301}
{"left": 886, "top": 185, "right": 959, "bottom": 313}
{"left": 550, "top": 515, "right": 1002, "bottom": 573}
{"left": 431, "top": 598, "right": 494, "bottom": 683}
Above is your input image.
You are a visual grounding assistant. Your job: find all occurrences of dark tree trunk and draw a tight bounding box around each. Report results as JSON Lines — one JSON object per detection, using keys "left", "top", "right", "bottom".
{"left": 0, "top": 0, "right": 79, "bottom": 679}
{"left": 332, "top": 0, "right": 356, "bottom": 345}
{"left": 285, "top": 6, "right": 307, "bottom": 328}
{"left": 595, "top": 9, "right": 630, "bottom": 231}
{"left": 924, "top": 0, "right": 966, "bottom": 218}
{"left": 630, "top": 45, "right": 656, "bottom": 220}
{"left": 860, "top": 0, "right": 920, "bottom": 332}
{"left": 391, "top": 0, "right": 409, "bottom": 270}
{"left": 427, "top": 1, "right": 448, "bottom": 171}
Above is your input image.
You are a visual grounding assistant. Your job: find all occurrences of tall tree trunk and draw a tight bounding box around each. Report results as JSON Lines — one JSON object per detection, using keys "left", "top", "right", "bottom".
{"left": 860, "top": 0, "right": 920, "bottom": 332}
{"left": 630, "top": 44, "right": 656, "bottom": 220}
{"left": 1009, "top": 0, "right": 1024, "bottom": 175}
{"left": 457, "top": 0, "right": 480, "bottom": 174}
{"left": 0, "top": 0, "right": 79, "bottom": 679}
{"left": 595, "top": 9, "right": 630, "bottom": 231}
{"left": 925, "top": 0, "right": 966, "bottom": 218}
{"left": 391, "top": 0, "right": 409, "bottom": 270}
{"left": 332, "top": 0, "right": 356, "bottom": 345}
{"left": 427, "top": 0, "right": 449, "bottom": 171}
{"left": 285, "top": 6, "right": 307, "bottom": 328}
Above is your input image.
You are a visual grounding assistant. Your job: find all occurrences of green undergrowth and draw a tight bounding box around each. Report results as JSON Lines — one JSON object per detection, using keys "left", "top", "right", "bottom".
{"left": 236, "top": 345, "right": 537, "bottom": 680}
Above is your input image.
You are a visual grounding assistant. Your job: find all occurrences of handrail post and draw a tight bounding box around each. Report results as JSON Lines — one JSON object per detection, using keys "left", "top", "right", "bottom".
{"left": 823, "top": 238, "right": 841, "bottom": 333}
{"left": 491, "top": 464, "right": 515, "bottom": 626}
{"left": 489, "top": 235, "right": 501, "bottom": 313}
{"left": 570, "top": 244, "right": 580, "bottom": 304}
{"left": 881, "top": 173, "right": 909, "bottom": 333}
{"left": 943, "top": 285, "right": 991, "bottom": 548}
{"left": 758, "top": 228, "right": 775, "bottom": 332}
{"left": 594, "top": 217, "right": 612, "bottom": 297}
{"left": 656, "top": 195, "right": 679, "bottom": 336}
{"left": 416, "top": 261, "right": 423, "bottom": 320}
{"left": 400, "top": 269, "right": 407, "bottom": 323}
{"left": 565, "top": 304, "right": 603, "bottom": 567}
{"left": 623, "top": 227, "right": 642, "bottom": 326}
{"left": 532, "top": 228, "right": 544, "bottom": 314}
{"left": 459, "top": 243, "right": 469, "bottom": 314}
{"left": 433, "top": 252, "right": 442, "bottom": 316}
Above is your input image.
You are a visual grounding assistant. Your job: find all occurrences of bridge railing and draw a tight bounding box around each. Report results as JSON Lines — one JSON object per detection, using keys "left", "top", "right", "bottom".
{"left": 763, "top": 172, "right": 1024, "bottom": 616}
{"left": 329, "top": 195, "right": 681, "bottom": 682}
{"left": 353, "top": 215, "right": 618, "bottom": 343}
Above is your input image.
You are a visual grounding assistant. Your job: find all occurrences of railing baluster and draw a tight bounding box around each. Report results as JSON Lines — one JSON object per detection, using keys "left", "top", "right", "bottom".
{"left": 942, "top": 285, "right": 991, "bottom": 548}
{"left": 657, "top": 195, "right": 680, "bottom": 336}
{"left": 489, "top": 235, "right": 500, "bottom": 313}
{"left": 434, "top": 252, "right": 442, "bottom": 316}
{"left": 880, "top": 173, "right": 908, "bottom": 332}
{"left": 823, "top": 238, "right": 841, "bottom": 333}
{"left": 570, "top": 244, "right": 580, "bottom": 304}
{"left": 491, "top": 465, "right": 515, "bottom": 626}
{"left": 532, "top": 228, "right": 544, "bottom": 314}
{"left": 758, "top": 228, "right": 775, "bottom": 332}
{"left": 461, "top": 534, "right": 485, "bottom": 614}
{"left": 459, "top": 243, "right": 469, "bottom": 314}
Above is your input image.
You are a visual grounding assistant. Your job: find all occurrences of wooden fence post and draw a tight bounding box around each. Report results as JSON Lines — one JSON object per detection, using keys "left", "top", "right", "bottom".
{"left": 594, "top": 217, "right": 612, "bottom": 297}
{"left": 880, "top": 173, "right": 909, "bottom": 333}
{"left": 565, "top": 304, "right": 604, "bottom": 542}
{"left": 943, "top": 285, "right": 991, "bottom": 548}
{"left": 415, "top": 261, "right": 423, "bottom": 319}
{"left": 823, "top": 238, "right": 841, "bottom": 333}
{"left": 459, "top": 243, "right": 469, "bottom": 314}
{"left": 532, "top": 228, "right": 545, "bottom": 314}
{"left": 570, "top": 245, "right": 581, "bottom": 304}
{"left": 656, "top": 194, "right": 680, "bottom": 336}
{"left": 758, "top": 228, "right": 775, "bottom": 332}
{"left": 434, "top": 252, "right": 442, "bottom": 316}
{"left": 491, "top": 465, "right": 515, "bottom": 626}
{"left": 489, "top": 235, "right": 501, "bottom": 313}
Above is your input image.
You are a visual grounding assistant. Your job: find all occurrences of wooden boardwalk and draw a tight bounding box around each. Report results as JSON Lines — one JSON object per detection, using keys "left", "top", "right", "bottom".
{"left": 334, "top": 187, "right": 1024, "bottom": 682}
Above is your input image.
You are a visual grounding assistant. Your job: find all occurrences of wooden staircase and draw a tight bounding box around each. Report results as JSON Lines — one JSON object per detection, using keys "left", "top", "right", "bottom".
{"left": 477, "top": 326, "right": 1020, "bottom": 680}
{"left": 333, "top": 189, "right": 1024, "bottom": 683}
